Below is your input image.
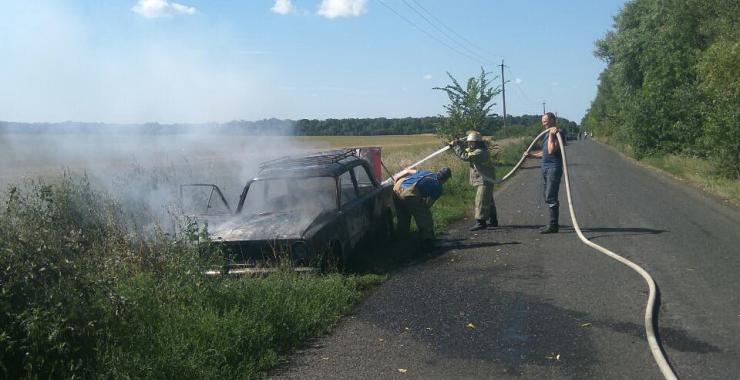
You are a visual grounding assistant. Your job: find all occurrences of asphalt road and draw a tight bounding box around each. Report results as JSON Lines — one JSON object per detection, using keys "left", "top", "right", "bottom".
{"left": 272, "top": 140, "right": 740, "bottom": 379}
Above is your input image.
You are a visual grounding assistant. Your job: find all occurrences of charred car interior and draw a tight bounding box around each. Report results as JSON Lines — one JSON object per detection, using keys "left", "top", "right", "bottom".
{"left": 180, "top": 148, "right": 395, "bottom": 274}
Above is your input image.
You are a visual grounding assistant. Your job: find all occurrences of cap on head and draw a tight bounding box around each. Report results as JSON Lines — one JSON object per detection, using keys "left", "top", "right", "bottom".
{"left": 436, "top": 167, "right": 452, "bottom": 181}
{"left": 466, "top": 130, "right": 482, "bottom": 142}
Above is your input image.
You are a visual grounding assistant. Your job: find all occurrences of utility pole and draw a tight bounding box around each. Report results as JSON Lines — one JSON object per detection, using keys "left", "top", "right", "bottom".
{"left": 542, "top": 102, "right": 546, "bottom": 114}
{"left": 498, "top": 60, "right": 507, "bottom": 127}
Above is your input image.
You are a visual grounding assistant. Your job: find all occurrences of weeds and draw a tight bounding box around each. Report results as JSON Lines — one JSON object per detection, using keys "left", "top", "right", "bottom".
{"left": 0, "top": 135, "right": 528, "bottom": 378}
{"left": 0, "top": 174, "right": 380, "bottom": 379}
{"left": 597, "top": 136, "right": 740, "bottom": 206}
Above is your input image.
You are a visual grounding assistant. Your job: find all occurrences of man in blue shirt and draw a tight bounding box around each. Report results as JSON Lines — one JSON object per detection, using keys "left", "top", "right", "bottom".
{"left": 525, "top": 112, "right": 566, "bottom": 233}
{"left": 392, "top": 167, "right": 451, "bottom": 249}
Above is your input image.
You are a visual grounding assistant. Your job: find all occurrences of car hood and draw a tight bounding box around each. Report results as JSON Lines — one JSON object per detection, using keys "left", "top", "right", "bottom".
{"left": 203, "top": 210, "right": 331, "bottom": 242}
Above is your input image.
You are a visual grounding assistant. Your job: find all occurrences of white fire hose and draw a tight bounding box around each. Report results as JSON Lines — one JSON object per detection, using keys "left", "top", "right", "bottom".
{"left": 501, "top": 131, "right": 678, "bottom": 380}
{"left": 387, "top": 132, "right": 677, "bottom": 379}
{"left": 382, "top": 145, "right": 451, "bottom": 185}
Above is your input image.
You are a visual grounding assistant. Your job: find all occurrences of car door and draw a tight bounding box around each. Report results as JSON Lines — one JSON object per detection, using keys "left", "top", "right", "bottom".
{"left": 179, "top": 184, "right": 232, "bottom": 216}
{"left": 338, "top": 169, "right": 367, "bottom": 248}
{"left": 352, "top": 164, "right": 383, "bottom": 220}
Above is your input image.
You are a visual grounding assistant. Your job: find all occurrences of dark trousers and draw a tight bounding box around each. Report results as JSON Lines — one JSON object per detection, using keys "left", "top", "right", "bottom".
{"left": 542, "top": 166, "right": 563, "bottom": 209}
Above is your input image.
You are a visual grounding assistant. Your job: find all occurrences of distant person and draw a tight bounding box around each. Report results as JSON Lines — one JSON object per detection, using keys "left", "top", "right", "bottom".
{"left": 449, "top": 131, "right": 498, "bottom": 231}
{"left": 525, "top": 112, "right": 566, "bottom": 233}
{"left": 392, "top": 167, "right": 451, "bottom": 250}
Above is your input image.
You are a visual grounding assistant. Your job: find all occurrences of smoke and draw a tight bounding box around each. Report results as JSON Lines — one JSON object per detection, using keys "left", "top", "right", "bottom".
{"left": 0, "top": 123, "right": 329, "bottom": 235}
{"left": 0, "top": 1, "right": 342, "bottom": 239}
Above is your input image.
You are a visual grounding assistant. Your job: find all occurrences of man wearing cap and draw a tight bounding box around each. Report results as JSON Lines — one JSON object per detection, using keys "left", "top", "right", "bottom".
{"left": 392, "top": 167, "right": 451, "bottom": 249}
{"left": 449, "top": 131, "right": 498, "bottom": 231}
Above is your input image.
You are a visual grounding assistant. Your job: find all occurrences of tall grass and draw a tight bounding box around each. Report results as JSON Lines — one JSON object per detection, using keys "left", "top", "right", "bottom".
{"left": 382, "top": 137, "right": 529, "bottom": 229}
{"left": 0, "top": 135, "right": 529, "bottom": 378}
{"left": 597, "top": 136, "right": 740, "bottom": 206}
{"left": 0, "top": 174, "right": 381, "bottom": 379}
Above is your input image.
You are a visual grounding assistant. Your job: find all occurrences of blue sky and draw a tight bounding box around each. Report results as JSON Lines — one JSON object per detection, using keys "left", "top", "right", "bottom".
{"left": 0, "top": 0, "right": 627, "bottom": 124}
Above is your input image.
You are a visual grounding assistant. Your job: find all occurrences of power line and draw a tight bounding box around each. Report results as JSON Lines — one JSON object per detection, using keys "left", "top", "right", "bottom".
{"left": 374, "top": 0, "right": 487, "bottom": 65}
{"left": 408, "top": 0, "right": 501, "bottom": 62}
{"left": 506, "top": 66, "right": 542, "bottom": 111}
{"left": 400, "top": 0, "right": 496, "bottom": 66}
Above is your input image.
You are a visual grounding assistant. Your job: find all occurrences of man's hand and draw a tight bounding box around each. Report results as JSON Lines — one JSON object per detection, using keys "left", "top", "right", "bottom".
{"left": 548, "top": 127, "right": 559, "bottom": 135}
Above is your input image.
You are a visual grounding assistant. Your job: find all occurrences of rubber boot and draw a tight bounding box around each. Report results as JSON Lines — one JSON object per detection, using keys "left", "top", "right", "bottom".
{"left": 539, "top": 206, "right": 559, "bottom": 234}
{"left": 469, "top": 219, "right": 487, "bottom": 231}
{"left": 488, "top": 205, "right": 498, "bottom": 228}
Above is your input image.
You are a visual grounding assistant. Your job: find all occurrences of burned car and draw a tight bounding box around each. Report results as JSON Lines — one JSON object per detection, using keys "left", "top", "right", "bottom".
{"left": 180, "top": 149, "right": 394, "bottom": 273}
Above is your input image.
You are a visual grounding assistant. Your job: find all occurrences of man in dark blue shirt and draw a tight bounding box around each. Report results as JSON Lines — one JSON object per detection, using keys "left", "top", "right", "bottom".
{"left": 392, "top": 167, "right": 451, "bottom": 249}
{"left": 526, "top": 112, "right": 566, "bottom": 233}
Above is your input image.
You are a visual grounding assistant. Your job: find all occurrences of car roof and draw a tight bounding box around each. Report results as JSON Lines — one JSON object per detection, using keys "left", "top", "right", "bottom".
{"left": 255, "top": 152, "right": 366, "bottom": 179}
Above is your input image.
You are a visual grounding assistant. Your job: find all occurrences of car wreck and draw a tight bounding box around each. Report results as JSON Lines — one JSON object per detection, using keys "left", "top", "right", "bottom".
{"left": 180, "top": 148, "right": 395, "bottom": 274}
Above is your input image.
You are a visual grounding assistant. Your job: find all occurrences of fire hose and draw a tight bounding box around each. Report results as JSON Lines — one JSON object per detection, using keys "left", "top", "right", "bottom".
{"left": 388, "top": 132, "right": 678, "bottom": 380}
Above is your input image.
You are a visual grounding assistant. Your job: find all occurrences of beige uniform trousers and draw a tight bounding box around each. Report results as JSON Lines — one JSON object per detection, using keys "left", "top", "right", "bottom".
{"left": 474, "top": 184, "right": 494, "bottom": 220}
{"left": 393, "top": 181, "right": 435, "bottom": 240}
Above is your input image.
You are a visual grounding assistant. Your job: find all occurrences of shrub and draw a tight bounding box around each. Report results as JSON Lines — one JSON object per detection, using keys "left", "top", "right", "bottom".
{"left": 0, "top": 175, "right": 375, "bottom": 379}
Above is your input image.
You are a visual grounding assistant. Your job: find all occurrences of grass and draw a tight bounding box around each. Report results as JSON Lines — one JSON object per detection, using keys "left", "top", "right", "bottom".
{"left": 297, "top": 134, "right": 441, "bottom": 149}
{"left": 0, "top": 173, "right": 385, "bottom": 379}
{"left": 0, "top": 133, "right": 530, "bottom": 379}
{"left": 379, "top": 136, "right": 529, "bottom": 230}
{"left": 596, "top": 136, "right": 740, "bottom": 206}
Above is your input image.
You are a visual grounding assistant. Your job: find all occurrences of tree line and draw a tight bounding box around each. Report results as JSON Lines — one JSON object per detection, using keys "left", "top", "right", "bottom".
{"left": 1, "top": 115, "right": 578, "bottom": 139}
{"left": 582, "top": 0, "right": 739, "bottom": 178}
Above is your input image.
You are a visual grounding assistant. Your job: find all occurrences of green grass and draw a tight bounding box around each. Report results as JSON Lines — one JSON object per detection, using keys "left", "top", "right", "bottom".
{"left": 0, "top": 134, "right": 529, "bottom": 379}
{"left": 0, "top": 173, "right": 384, "bottom": 379}
{"left": 642, "top": 155, "right": 740, "bottom": 204}
{"left": 378, "top": 137, "right": 529, "bottom": 230}
{"left": 596, "top": 136, "right": 740, "bottom": 206}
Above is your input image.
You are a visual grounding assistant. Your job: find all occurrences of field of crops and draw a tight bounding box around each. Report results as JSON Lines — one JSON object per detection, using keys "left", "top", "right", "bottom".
{"left": 0, "top": 132, "right": 527, "bottom": 378}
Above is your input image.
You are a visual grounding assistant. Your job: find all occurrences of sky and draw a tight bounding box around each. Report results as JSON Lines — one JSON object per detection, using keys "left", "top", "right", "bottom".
{"left": 0, "top": 0, "right": 627, "bottom": 124}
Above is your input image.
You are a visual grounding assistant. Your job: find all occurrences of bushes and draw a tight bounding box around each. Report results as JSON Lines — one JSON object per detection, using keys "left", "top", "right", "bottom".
{"left": 0, "top": 176, "right": 374, "bottom": 379}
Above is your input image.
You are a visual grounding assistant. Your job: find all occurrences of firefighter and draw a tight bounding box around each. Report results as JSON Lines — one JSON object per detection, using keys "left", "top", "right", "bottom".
{"left": 449, "top": 130, "right": 498, "bottom": 231}
{"left": 392, "top": 167, "right": 452, "bottom": 250}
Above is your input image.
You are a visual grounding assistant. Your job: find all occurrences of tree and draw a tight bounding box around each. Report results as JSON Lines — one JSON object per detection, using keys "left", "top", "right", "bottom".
{"left": 583, "top": 0, "right": 739, "bottom": 177}
{"left": 433, "top": 68, "right": 501, "bottom": 139}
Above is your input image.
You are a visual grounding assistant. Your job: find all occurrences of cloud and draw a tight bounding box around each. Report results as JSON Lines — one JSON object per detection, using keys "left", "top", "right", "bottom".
{"left": 132, "top": 0, "right": 196, "bottom": 18}
{"left": 423, "top": 74, "right": 432, "bottom": 80}
{"left": 317, "top": 0, "right": 367, "bottom": 19}
{"left": 514, "top": 78, "right": 522, "bottom": 84}
{"left": 271, "top": 0, "right": 295, "bottom": 15}
{"left": 0, "top": 2, "right": 274, "bottom": 123}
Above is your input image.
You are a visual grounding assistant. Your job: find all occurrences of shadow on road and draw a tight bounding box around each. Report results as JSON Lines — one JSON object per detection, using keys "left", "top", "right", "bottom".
{"left": 437, "top": 238, "right": 521, "bottom": 251}
{"left": 501, "top": 224, "right": 667, "bottom": 240}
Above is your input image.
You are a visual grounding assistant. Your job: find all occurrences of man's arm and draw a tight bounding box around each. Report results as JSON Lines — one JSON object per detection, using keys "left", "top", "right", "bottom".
{"left": 528, "top": 150, "right": 543, "bottom": 158}
{"left": 546, "top": 127, "right": 560, "bottom": 155}
{"left": 454, "top": 146, "right": 483, "bottom": 162}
